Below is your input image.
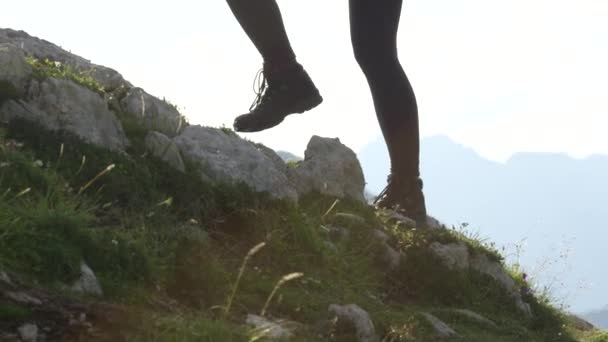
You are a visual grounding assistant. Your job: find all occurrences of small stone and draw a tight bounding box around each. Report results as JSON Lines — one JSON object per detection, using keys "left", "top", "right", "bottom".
{"left": 328, "top": 304, "right": 378, "bottom": 342}
{"left": 71, "top": 261, "right": 103, "bottom": 296}
{"left": 246, "top": 314, "right": 294, "bottom": 339}
{"left": 5, "top": 292, "right": 42, "bottom": 305}
{"left": 17, "top": 323, "right": 37, "bottom": 342}
{"left": 444, "top": 309, "right": 497, "bottom": 328}
{"left": 422, "top": 313, "right": 458, "bottom": 338}
{"left": 0, "top": 270, "right": 11, "bottom": 284}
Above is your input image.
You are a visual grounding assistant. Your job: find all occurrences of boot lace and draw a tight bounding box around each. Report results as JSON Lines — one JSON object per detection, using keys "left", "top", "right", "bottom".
{"left": 249, "top": 69, "right": 274, "bottom": 112}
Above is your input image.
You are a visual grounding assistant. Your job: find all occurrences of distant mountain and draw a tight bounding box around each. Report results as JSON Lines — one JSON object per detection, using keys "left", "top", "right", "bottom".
{"left": 358, "top": 135, "right": 608, "bottom": 313}
{"left": 276, "top": 150, "right": 302, "bottom": 162}
{"left": 583, "top": 306, "right": 608, "bottom": 329}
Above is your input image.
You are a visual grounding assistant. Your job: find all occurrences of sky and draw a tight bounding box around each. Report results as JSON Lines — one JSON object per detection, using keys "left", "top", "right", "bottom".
{"left": 2, "top": 0, "right": 608, "bottom": 162}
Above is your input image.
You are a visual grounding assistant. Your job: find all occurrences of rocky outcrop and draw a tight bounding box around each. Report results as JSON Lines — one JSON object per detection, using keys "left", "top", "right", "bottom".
{"left": 0, "top": 28, "right": 130, "bottom": 92}
{"left": 288, "top": 136, "right": 366, "bottom": 203}
{"left": 174, "top": 125, "right": 298, "bottom": 201}
{"left": 0, "top": 43, "right": 32, "bottom": 101}
{"left": 0, "top": 78, "right": 128, "bottom": 152}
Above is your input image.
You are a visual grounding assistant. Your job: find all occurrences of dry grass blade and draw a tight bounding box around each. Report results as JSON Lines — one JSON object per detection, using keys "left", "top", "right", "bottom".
{"left": 77, "top": 164, "right": 115, "bottom": 195}
{"left": 224, "top": 242, "right": 267, "bottom": 317}
{"left": 260, "top": 272, "right": 304, "bottom": 317}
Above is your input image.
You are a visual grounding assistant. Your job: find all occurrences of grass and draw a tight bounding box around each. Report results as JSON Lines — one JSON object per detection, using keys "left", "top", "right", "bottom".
{"left": 26, "top": 57, "right": 106, "bottom": 95}
{"left": 0, "top": 118, "right": 603, "bottom": 341}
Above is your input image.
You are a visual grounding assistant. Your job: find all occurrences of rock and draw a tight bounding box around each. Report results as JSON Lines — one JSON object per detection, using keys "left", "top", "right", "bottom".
{"left": 17, "top": 323, "right": 37, "bottom": 342}
{"left": 429, "top": 242, "right": 470, "bottom": 270}
{"left": 174, "top": 125, "right": 298, "bottom": 201}
{"left": 288, "top": 136, "right": 365, "bottom": 202}
{"left": 385, "top": 210, "right": 417, "bottom": 228}
{"left": 568, "top": 314, "right": 595, "bottom": 331}
{"left": 120, "top": 87, "right": 185, "bottom": 137}
{"left": 421, "top": 313, "right": 458, "bottom": 339}
{"left": 443, "top": 309, "right": 497, "bottom": 328}
{"left": 5, "top": 292, "right": 42, "bottom": 306}
{"left": 372, "top": 230, "right": 402, "bottom": 270}
{"left": 144, "top": 131, "right": 185, "bottom": 172}
{"left": 426, "top": 215, "right": 444, "bottom": 230}
{"left": 470, "top": 253, "right": 519, "bottom": 297}
{"left": 255, "top": 143, "right": 287, "bottom": 172}
{"left": 0, "top": 43, "right": 32, "bottom": 101}
{"left": 246, "top": 314, "right": 294, "bottom": 339}
{"left": 0, "top": 270, "right": 11, "bottom": 284}
{"left": 71, "top": 261, "right": 103, "bottom": 296}
{"left": 0, "top": 28, "right": 131, "bottom": 92}
{"left": 429, "top": 242, "right": 532, "bottom": 316}
{"left": 0, "top": 78, "right": 128, "bottom": 152}
{"left": 328, "top": 304, "right": 378, "bottom": 342}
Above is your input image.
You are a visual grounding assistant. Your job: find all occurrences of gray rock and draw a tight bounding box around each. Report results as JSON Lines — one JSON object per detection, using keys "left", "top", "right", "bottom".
{"left": 174, "top": 125, "right": 298, "bottom": 201}
{"left": 0, "top": 270, "right": 11, "bottom": 284}
{"left": 328, "top": 304, "right": 378, "bottom": 342}
{"left": 120, "top": 87, "right": 185, "bottom": 137}
{"left": 0, "top": 28, "right": 131, "bottom": 92}
{"left": 145, "top": 131, "right": 185, "bottom": 172}
{"left": 421, "top": 313, "right": 458, "bottom": 339}
{"left": 429, "top": 242, "right": 470, "bottom": 270}
{"left": 255, "top": 143, "right": 288, "bottom": 172}
{"left": 288, "top": 136, "right": 365, "bottom": 202}
{"left": 0, "top": 43, "right": 32, "bottom": 101}
{"left": 470, "top": 253, "right": 519, "bottom": 297}
{"left": 385, "top": 210, "right": 417, "bottom": 228}
{"left": 372, "top": 229, "right": 402, "bottom": 270}
{"left": 71, "top": 261, "right": 103, "bottom": 296}
{"left": 5, "top": 292, "right": 42, "bottom": 306}
{"left": 568, "top": 314, "right": 595, "bottom": 331}
{"left": 429, "top": 242, "right": 532, "bottom": 316}
{"left": 0, "top": 78, "right": 128, "bottom": 152}
{"left": 17, "top": 323, "right": 37, "bottom": 342}
{"left": 246, "top": 314, "right": 294, "bottom": 339}
{"left": 426, "top": 215, "right": 444, "bottom": 230}
{"left": 443, "top": 309, "right": 497, "bottom": 328}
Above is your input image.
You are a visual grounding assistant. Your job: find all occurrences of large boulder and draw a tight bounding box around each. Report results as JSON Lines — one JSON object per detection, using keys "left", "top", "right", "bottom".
{"left": 0, "top": 28, "right": 130, "bottom": 91}
{"left": 0, "top": 77, "right": 128, "bottom": 152}
{"left": 288, "top": 136, "right": 365, "bottom": 202}
{"left": 174, "top": 126, "right": 298, "bottom": 201}
{"left": 120, "top": 87, "right": 185, "bottom": 137}
{"left": 0, "top": 43, "right": 32, "bottom": 101}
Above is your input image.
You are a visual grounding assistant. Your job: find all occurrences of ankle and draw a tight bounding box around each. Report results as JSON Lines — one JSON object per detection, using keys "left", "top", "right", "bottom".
{"left": 263, "top": 59, "right": 302, "bottom": 79}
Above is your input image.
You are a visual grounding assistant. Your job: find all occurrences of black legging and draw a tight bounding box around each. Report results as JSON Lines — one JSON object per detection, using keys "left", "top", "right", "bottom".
{"left": 226, "top": 0, "right": 420, "bottom": 179}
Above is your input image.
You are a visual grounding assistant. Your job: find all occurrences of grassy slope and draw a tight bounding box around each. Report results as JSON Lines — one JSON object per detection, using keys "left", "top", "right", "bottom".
{"left": 0, "top": 62, "right": 606, "bottom": 341}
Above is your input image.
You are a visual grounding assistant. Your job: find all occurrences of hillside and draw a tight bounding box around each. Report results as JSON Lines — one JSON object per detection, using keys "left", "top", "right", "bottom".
{"left": 584, "top": 307, "right": 608, "bottom": 330}
{"left": 358, "top": 135, "right": 608, "bottom": 313}
{"left": 1, "top": 28, "right": 606, "bottom": 341}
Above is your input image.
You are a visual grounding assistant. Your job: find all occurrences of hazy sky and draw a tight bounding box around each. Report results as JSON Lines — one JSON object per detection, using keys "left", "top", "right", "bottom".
{"left": 2, "top": 0, "right": 607, "bottom": 162}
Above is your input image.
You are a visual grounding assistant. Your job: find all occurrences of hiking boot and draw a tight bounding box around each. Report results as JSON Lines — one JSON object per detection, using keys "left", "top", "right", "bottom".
{"left": 233, "top": 64, "right": 323, "bottom": 132}
{"left": 374, "top": 175, "right": 428, "bottom": 227}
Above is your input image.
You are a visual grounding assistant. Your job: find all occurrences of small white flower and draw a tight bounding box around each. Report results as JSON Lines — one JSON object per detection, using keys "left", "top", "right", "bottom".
{"left": 33, "top": 160, "right": 44, "bottom": 168}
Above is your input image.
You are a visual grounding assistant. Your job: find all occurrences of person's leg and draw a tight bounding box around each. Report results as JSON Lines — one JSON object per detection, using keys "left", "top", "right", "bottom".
{"left": 225, "top": 0, "right": 296, "bottom": 69}
{"left": 349, "top": 0, "right": 426, "bottom": 222}
{"left": 226, "top": 0, "right": 322, "bottom": 132}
